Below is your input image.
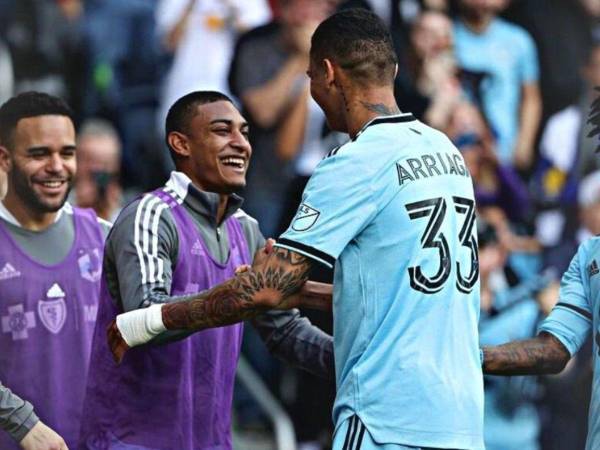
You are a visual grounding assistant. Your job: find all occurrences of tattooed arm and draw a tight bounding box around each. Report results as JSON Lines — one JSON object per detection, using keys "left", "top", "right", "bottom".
{"left": 108, "top": 247, "right": 314, "bottom": 362}
{"left": 482, "top": 332, "right": 571, "bottom": 375}
{"left": 161, "top": 246, "right": 313, "bottom": 330}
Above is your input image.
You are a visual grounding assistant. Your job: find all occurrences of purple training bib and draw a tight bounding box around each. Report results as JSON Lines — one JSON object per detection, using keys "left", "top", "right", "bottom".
{"left": 79, "top": 189, "right": 251, "bottom": 450}
{"left": 0, "top": 208, "right": 104, "bottom": 449}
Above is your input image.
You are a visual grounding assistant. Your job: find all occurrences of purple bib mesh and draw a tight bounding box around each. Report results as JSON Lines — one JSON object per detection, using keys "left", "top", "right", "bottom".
{"left": 0, "top": 208, "right": 104, "bottom": 450}
{"left": 79, "top": 189, "right": 251, "bottom": 450}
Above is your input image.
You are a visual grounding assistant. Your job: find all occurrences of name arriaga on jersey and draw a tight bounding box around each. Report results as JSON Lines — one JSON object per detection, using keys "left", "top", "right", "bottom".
{"left": 396, "top": 152, "right": 470, "bottom": 186}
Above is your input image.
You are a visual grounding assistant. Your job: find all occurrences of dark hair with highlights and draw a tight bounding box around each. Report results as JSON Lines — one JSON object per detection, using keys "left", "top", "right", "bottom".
{"left": 0, "top": 92, "right": 74, "bottom": 149}
{"left": 310, "top": 8, "right": 397, "bottom": 86}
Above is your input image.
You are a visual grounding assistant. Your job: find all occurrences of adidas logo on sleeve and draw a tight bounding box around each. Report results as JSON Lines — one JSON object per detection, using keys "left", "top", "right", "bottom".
{"left": 0, "top": 263, "right": 21, "bottom": 281}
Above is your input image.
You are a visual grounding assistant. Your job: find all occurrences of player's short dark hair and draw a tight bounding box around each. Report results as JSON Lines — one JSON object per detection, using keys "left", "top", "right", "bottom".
{"left": 0, "top": 91, "right": 74, "bottom": 149}
{"left": 165, "top": 91, "right": 233, "bottom": 161}
{"left": 310, "top": 8, "right": 397, "bottom": 86}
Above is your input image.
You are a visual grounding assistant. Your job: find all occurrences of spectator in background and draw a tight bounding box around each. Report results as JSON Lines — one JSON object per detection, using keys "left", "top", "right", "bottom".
{"left": 577, "top": 171, "right": 600, "bottom": 242}
{"left": 395, "top": 10, "right": 462, "bottom": 127}
{"left": 156, "top": 0, "right": 271, "bottom": 127}
{"left": 74, "top": 119, "right": 122, "bottom": 222}
{"left": 446, "top": 100, "right": 532, "bottom": 225}
{"left": 338, "top": 0, "right": 449, "bottom": 67}
{"left": 581, "top": 0, "right": 600, "bottom": 43}
{"left": 478, "top": 224, "right": 552, "bottom": 450}
{"left": 446, "top": 99, "right": 540, "bottom": 281}
{"left": 533, "top": 43, "right": 600, "bottom": 272}
{"left": 228, "top": 0, "right": 336, "bottom": 238}
{"left": 454, "top": 0, "right": 542, "bottom": 169}
{"left": 0, "top": 38, "right": 13, "bottom": 105}
{"left": 83, "top": 0, "right": 168, "bottom": 191}
{"left": 5, "top": 0, "right": 84, "bottom": 115}
{"left": 504, "top": 0, "right": 593, "bottom": 119}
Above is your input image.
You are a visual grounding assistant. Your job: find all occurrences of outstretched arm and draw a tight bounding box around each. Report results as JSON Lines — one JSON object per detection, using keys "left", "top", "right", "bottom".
{"left": 109, "top": 246, "right": 315, "bottom": 362}
{"left": 482, "top": 331, "right": 571, "bottom": 376}
{"left": 161, "top": 246, "right": 312, "bottom": 329}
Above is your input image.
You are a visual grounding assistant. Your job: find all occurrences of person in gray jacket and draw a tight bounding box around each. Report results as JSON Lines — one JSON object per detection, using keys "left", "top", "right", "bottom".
{"left": 78, "top": 91, "right": 332, "bottom": 450}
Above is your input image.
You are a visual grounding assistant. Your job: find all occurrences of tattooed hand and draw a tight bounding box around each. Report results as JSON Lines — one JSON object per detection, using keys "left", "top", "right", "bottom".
{"left": 236, "top": 238, "right": 276, "bottom": 275}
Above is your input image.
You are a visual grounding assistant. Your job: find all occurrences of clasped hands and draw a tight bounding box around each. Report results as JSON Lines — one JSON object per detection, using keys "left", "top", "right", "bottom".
{"left": 107, "top": 239, "right": 332, "bottom": 364}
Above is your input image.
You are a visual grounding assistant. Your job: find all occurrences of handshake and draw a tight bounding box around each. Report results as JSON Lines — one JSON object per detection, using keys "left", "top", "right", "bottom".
{"left": 107, "top": 239, "right": 332, "bottom": 364}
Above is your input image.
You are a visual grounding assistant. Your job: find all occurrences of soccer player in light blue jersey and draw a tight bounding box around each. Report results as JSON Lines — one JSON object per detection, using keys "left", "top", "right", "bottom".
{"left": 482, "top": 236, "right": 600, "bottom": 450}
{"left": 110, "top": 8, "right": 484, "bottom": 450}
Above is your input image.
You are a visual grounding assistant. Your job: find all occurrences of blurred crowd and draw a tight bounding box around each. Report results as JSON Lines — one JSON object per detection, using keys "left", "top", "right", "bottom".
{"left": 1, "top": 0, "right": 600, "bottom": 449}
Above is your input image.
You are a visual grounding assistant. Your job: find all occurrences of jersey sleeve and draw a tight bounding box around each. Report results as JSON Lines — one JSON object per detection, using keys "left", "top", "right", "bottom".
{"left": 105, "top": 195, "right": 179, "bottom": 311}
{"left": 275, "top": 148, "right": 378, "bottom": 268}
{"left": 0, "top": 381, "right": 38, "bottom": 442}
{"left": 518, "top": 28, "right": 539, "bottom": 83}
{"left": 539, "top": 243, "right": 593, "bottom": 356}
{"left": 252, "top": 309, "right": 334, "bottom": 380}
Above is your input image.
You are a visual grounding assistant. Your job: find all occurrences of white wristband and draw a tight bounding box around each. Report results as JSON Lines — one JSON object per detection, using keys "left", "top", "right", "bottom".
{"left": 116, "top": 304, "right": 167, "bottom": 348}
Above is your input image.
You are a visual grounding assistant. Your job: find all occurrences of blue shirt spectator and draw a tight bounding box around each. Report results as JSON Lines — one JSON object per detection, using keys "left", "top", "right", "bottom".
{"left": 454, "top": 17, "right": 540, "bottom": 165}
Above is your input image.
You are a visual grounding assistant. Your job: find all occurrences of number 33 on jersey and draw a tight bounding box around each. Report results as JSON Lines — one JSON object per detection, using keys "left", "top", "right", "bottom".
{"left": 276, "top": 115, "right": 485, "bottom": 450}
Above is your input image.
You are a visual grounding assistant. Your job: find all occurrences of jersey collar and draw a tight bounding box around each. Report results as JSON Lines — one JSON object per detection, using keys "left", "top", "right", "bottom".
{"left": 354, "top": 113, "right": 416, "bottom": 141}
{"left": 0, "top": 201, "right": 69, "bottom": 228}
{"left": 166, "top": 171, "right": 244, "bottom": 225}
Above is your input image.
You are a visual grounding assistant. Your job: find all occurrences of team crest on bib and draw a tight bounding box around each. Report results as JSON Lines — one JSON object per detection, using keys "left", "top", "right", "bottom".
{"left": 77, "top": 248, "right": 102, "bottom": 282}
{"left": 292, "top": 204, "right": 320, "bottom": 231}
{"left": 38, "top": 283, "right": 66, "bottom": 334}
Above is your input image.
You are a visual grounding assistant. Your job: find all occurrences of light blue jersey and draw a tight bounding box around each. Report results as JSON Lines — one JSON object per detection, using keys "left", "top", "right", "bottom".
{"left": 539, "top": 236, "right": 600, "bottom": 450}
{"left": 276, "top": 114, "right": 484, "bottom": 449}
{"left": 454, "top": 18, "right": 539, "bottom": 162}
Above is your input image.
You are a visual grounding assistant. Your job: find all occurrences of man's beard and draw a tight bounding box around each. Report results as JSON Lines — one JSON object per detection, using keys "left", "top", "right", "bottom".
{"left": 9, "top": 165, "right": 72, "bottom": 213}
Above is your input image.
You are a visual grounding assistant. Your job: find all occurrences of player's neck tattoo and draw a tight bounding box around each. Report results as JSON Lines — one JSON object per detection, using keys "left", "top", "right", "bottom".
{"left": 161, "top": 247, "right": 311, "bottom": 331}
{"left": 360, "top": 101, "right": 400, "bottom": 116}
{"left": 341, "top": 88, "right": 350, "bottom": 113}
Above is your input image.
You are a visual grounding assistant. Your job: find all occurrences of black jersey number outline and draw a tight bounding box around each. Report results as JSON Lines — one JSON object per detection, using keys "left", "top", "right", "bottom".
{"left": 453, "top": 196, "right": 479, "bottom": 293}
{"left": 405, "top": 198, "right": 451, "bottom": 294}
{"left": 405, "top": 196, "right": 478, "bottom": 294}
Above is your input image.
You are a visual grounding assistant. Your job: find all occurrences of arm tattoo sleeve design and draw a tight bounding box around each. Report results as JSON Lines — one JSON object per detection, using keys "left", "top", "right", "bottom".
{"left": 162, "top": 247, "right": 312, "bottom": 331}
{"left": 482, "top": 332, "right": 571, "bottom": 375}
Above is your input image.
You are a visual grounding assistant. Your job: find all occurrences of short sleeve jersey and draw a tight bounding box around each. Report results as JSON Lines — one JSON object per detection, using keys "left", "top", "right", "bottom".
{"left": 539, "top": 237, "right": 600, "bottom": 450}
{"left": 454, "top": 18, "right": 539, "bottom": 162}
{"left": 276, "top": 114, "right": 484, "bottom": 449}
